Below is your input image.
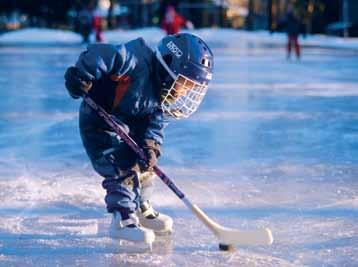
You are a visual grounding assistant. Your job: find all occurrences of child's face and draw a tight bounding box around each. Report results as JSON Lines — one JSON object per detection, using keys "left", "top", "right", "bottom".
{"left": 161, "top": 74, "right": 208, "bottom": 119}
{"left": 172, "top": 76, "right": 194, "bottom": 97}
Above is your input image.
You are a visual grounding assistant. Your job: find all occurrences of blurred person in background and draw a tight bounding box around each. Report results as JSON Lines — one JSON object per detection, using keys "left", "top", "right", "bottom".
{"left": 77, "top": 3, "right": 93, "bottom": 43}
{"left": 161, "top": 5, "right": 193, "bottom": 35}
{"left": 279, "top": 3, "right": 306, "bottom": 60}
{"left": 93, "top": 7, "right": 103, "bottom": 42}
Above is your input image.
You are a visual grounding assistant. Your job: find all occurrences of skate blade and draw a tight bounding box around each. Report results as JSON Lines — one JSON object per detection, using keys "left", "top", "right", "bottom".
{"left": 116, "top": 237, "right": 173, "bottom": 254}
{"left": 117, "top": 239, "right": 153, "bottom": 252}
{"left": 154, "top": 229, "right": 173, "bottom": 237}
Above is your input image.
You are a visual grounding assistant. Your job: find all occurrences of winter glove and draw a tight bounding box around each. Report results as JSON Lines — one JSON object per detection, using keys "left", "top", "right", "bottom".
{"left": 138, "top": 139, "right": 161, "bottom": 172}
{"left": 64, "top": 66, "right": 92, "bottom": 99}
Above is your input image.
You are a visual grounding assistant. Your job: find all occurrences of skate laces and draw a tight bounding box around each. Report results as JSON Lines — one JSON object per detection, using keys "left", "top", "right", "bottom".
{"left": 140, "top": 201, "right": 159, "bottom": 219}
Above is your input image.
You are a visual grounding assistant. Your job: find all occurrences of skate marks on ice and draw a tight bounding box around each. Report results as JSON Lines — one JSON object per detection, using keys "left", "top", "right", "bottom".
{"left": 105, "top": 248, "right": 298, "bottom": 267}
{"left": 150, "top": 164, "right": 358, "bottom": 266}
{"left": 0, "top": 213, "right": 356, "bottom": 267}
{"left": 0, "top": 170, "right": 357, "bottom": 267}
{"left": 167, "top": 206, "right": 358, "bottom": 267}
{"left": 0, "top": 175, "right": 284, "bottom": 267}
{"left": 267, "top": 214, "right": 358, "bottom": 267}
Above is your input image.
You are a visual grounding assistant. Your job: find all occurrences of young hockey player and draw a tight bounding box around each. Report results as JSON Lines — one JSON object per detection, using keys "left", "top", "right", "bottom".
{"left": 64, "top": 33, "right": 214, "bottom": 246}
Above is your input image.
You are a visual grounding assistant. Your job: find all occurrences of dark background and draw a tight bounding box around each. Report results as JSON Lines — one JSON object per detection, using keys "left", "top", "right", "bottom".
{"left": 0, "top": 0, "right": 357, "bottom": 36}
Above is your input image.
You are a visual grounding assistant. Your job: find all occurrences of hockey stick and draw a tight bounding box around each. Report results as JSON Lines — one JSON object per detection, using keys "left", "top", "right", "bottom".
{"left": 83, "top": 95, "right": 273, "bottom": 247}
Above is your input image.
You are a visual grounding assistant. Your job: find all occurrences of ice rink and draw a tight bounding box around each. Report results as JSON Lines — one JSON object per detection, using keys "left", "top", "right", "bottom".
{"left": 0, "top": 29, "right": 358, "bottom": 266}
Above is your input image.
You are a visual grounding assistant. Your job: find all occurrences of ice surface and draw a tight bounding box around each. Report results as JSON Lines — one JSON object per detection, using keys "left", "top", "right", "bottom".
{"left": 0, "top": 28, "right": 82, "bottom": 45}
{"left": 0, "top": 29, "right": 358, "bottom": 267}
{"left": 1, "top": 27, "right": 358, "bottom": 50}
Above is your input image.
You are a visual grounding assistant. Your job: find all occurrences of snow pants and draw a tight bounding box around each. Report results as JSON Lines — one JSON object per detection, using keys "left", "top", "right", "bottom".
{"left": 287, "top": 35, "right": 300, "bottom": 59}
{"left": 79, "top": 101, "right": 154, "bottom": 215}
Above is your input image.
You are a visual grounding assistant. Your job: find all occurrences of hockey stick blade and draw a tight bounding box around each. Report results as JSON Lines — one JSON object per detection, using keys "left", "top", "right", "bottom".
{"left": 187, "top": 200, "right": 273, "bottom": 246}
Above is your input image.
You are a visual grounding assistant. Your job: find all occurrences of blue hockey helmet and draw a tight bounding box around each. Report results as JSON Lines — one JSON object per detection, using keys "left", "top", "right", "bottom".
{"left": 155, "top": 33, "right": 214, "bottom": 119}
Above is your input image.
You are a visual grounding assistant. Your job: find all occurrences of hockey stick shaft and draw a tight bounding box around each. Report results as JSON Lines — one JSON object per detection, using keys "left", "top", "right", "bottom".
{"left": 83, "top": 95, "right": 273, "bottom": 246}
{"left": 83, "top": 95, "right": 185, "bottom": 199}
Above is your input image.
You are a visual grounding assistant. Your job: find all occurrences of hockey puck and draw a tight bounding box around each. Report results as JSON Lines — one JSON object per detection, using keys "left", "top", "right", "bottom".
{"left": 219, "top": 243, "right": 236, "bottom": 252}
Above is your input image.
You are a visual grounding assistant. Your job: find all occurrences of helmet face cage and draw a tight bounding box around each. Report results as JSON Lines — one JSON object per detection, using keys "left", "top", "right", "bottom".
{"left": 161, "top": 74, "right": 208, "bottom": 119}
{"left": 155, "top": 46, "right": 210, "bottom": 119}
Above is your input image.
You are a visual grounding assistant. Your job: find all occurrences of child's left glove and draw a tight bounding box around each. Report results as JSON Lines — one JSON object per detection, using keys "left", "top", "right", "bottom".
{"left": 64, "top": 66, "right": 92, "bottom": 99}
{"left": 138, "top": 139, "right": 161, "bottom": 172}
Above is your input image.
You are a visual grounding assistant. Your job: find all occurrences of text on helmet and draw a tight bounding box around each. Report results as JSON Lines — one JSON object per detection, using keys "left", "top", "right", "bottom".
{"left": 167, "top": 41, "right": 183, "bottom": 58}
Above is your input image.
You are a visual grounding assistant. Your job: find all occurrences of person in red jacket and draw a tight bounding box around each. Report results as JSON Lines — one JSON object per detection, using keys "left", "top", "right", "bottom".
{"left": 93, "top": 7, "right": 104, "bottom": 42}
{"left": 161, "top": 5, "right": 193, "bottom": 35}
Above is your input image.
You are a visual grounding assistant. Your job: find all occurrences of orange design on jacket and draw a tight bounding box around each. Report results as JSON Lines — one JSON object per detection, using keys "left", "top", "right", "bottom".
{"left": 110, "top": 74, "right": 131, "bottom": 111}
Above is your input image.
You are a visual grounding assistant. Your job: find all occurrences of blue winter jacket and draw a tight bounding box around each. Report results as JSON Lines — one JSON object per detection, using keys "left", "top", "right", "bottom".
{"left": 75, "top": 38, "right": 168, "bottom": 145}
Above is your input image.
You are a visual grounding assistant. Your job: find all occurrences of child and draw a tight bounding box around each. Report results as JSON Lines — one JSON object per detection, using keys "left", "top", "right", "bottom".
{"left": 64, "top": 33, "right": 214, "bottom": 246}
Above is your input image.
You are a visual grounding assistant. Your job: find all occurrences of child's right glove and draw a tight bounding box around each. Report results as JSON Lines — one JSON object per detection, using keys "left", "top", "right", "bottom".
{"left": 138, "top": 139, "right": 161, "bottom": 172}
{"left": 64, "top": 66, "right": 92, "bottom": 99}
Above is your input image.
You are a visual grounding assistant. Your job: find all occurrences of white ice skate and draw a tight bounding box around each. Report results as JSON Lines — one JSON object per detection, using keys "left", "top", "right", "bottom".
{"left": 137, "top": 200, "right": 173, "bottom": 234}
{"left": 109, "top": 212, "right": 155, "bottom": 248}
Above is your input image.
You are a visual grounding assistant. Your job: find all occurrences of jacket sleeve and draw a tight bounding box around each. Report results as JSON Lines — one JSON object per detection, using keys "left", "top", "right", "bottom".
{"left": 144, "top": 109, "right": 170, "bottom": 146}
{"left": 75, "top": 43, "right": 137, "bottom": 81}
